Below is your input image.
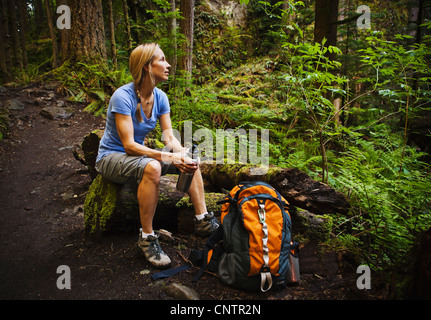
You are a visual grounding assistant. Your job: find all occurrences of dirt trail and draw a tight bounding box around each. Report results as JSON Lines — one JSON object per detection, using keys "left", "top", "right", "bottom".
{"left": 0, "top": 83, "right": 384, "bottom": 301}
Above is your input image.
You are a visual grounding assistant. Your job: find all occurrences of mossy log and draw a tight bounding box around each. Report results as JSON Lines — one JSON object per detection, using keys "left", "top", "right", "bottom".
{"left": 292, "top": 208, "right": 333, "bottom": 243}
{"left": 84, "top": 174, "right": 118, "bottom": 234}
{"left": 83, "top": 173, "right": 225, "bottom": 235}
{"left": 80, "top": 132, "right": 349, "bottom": 237}
{"left": 199, "top": 163, "right": 350, "bottom": 215}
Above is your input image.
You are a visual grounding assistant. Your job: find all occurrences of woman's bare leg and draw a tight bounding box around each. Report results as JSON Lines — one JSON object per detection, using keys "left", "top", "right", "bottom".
{"left": 137, "top": 160, "right": 161, "bottom": 234}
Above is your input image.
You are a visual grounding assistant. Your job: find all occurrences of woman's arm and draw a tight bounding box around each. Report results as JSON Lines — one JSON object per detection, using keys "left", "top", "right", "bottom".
{"left": 115, "top": 113, "right": 195, "bottom": 171}
{"left": 159, "top": 113, "right": 198, "bottom": 172}
{"left": 159, "top": 113, "right": 185, "bottom": 153}
{"left": 115, "top": 113, "right": 164, "bottom": 160}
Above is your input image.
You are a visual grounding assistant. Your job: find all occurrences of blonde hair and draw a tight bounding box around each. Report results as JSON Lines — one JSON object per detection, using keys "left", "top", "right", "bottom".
{"left": 129, "top": 43, "right": 159, "bottom": 122}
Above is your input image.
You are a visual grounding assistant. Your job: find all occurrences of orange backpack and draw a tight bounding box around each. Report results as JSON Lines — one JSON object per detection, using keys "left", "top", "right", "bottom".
{"left": 194, "top": 181, "right": 300, "bottom": 292}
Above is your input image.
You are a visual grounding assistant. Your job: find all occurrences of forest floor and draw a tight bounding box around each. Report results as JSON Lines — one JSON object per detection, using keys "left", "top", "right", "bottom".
{"left": 0, "top": 82, "right": 388, "bottom": 303}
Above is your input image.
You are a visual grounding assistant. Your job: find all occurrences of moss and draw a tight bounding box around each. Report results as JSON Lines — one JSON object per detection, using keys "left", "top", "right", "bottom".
{"left": 83, "top": 174, "right": 118, "bottom": 234}
{"left": 175, "top": 192, "right": 225, "bottom": 213}
{"left": 146, "top": 137, "right": 164, "bottom": 149}
{"left": 217, "top": 94, "right": 266, "bottom": 108}
{"left": 262, "top": 166, "right": 282, "bottom": 182}
{"left": 0, "top": 105, "right": 10, "bottom": 140}
{"left": 215, "top": 77, "right": 227, "bottom": 88}
{"left": 294, "top": 208, "right": 334, "bottom": 243}
{"left": 313, "top": 214, "right": 333, "bottom": 242}
{"left": 175, "top": 196, "right": 193, "bottom": 209}
{"left": 236, "top": 164, "right": 255, "bottom": 181}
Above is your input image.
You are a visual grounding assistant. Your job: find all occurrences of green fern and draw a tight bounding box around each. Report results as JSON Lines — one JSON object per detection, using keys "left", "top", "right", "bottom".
{"left": 331, "top": 127, "right": 431, "bottom": 269}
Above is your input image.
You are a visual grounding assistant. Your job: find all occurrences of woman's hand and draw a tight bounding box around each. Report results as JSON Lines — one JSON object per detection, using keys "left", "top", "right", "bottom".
{"left": 170, "top": 150, "right": 199, "bottom": 173}
{"left": 158, "top": 114, "right": 199, "bottom": 173}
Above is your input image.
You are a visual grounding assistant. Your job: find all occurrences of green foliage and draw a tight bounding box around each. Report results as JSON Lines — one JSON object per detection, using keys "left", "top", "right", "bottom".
{"left": 358, "top": 29, "right": 431, "bottom": 116}
{"left": 278, "top": 29, "right": 347, "bottom": 182}
{"left": 51, "top": 60, "right": 132, "bottom": 116}
{"left": 141, "top": 0, "right": 185, "bottom": 52}
{"left": 331, "top": 125, "right": 431, "bottom": 269}
{"left": 171, "top": 0, "right": 431, "bottom": 277}
{"left": 193, "top": 5, "right": 250, "bottom": 83}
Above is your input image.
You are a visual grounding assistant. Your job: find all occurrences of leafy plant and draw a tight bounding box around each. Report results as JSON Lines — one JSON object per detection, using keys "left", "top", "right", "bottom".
{"left": 51, "top": 60, "right": 132, "bottom": 116}
{"left": 331, "top": 125, "right": 431, "bottom": 269}
{"left": 358, "top": 27, "right": 431, "bottom": 169}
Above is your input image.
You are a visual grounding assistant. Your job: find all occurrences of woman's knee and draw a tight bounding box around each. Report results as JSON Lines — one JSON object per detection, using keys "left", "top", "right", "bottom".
{"left": 142, "top": 160, "right": 162, "bottom": 183}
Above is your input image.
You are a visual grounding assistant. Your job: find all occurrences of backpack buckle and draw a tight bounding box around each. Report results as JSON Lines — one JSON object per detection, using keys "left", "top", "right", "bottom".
{"left": 260, "top": 271, "right": 273, "bottom": 292}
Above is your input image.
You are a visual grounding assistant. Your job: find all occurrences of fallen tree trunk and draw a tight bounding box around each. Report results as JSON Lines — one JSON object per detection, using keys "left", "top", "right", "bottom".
{"left": 78, "top": 132, "right": 350, "bottom": 235}
{"left": 83, "top": 173, "right": 226, "bottom": 235}
{"left": 199, "top": 163, "right": 350, "bottom": 215}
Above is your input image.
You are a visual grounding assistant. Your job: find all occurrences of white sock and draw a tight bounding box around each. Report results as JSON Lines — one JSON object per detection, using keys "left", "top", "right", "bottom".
{"left": 195, "top": 212, "right": 207, "bottom": 220}
{"left": 141, "top": 230, "right": 155, "bottom": 239}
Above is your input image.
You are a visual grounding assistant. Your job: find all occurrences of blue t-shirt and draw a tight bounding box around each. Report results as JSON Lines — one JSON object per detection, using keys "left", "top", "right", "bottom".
{"left": 96, "top": 82, "right": 170, "bottom": 162}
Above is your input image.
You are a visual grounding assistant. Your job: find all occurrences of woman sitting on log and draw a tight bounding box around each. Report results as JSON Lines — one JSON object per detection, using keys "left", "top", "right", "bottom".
{"left": 95, "top": 43, "right": 219, "bottom": 269}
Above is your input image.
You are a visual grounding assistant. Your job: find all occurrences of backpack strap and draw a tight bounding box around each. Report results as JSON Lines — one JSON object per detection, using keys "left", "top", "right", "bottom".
{"left": 151, "top": 263, "right": 192, "bottom": 281}
{"left": 192, "top": 226, "right": 224, "bottom": 282}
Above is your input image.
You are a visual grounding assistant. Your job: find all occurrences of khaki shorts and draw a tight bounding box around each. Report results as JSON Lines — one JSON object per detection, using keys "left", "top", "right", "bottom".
{"left": 95, "top": 152, "right": 179, "bottom": 185}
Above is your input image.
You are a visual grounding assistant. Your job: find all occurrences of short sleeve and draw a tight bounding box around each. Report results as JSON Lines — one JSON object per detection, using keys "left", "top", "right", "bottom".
{"left": 110, "top": 89, "right": 134, "bottom": 116}
{"left": 156, "top": 89, "right": 170, "bottom": 117}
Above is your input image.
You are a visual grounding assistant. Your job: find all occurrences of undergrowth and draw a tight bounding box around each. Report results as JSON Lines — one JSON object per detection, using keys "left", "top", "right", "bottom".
{"left": 49, "top": 60, "right": 132, "bottom": 116}
{"left": 6, "top": 47, "right": 430, "bottom": 275}
{"left": 169, "top": 57, "right": 431, "bottom": 273}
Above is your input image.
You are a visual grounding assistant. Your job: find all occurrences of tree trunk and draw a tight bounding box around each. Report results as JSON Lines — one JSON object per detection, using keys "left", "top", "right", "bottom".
{"left": 18, "top": 0, "right": 29, "bottom": 35}
{"left": 7, "top": 1, "right": 23, "bottom": 70}
{"left": 199, "top": 163, "right": 350, "bottom": 215}
{"left": 407, "top": 0, "right": 424, "bottom": 45}
{"left": 179, "top": 0, "right": 194, "bottom": 79}
{"left": 78, "top": 133, "right": 351, "bottom": 235}
{"left": 281, "top": 0, "right": 296, "bottom": 35}
{"left": 34, "top": 0, "right": 45, "bottom": 37}
{"left": 17, "top": 0, "right": 29, "bottom": 68}
{"left": 79, "top": 131, "right": 351, "bottom": 216}
{"left": 129, "top": 0, "right": 141, "bottom": 44}
{"left": 17, "top": 0, "right": 28, "bottom": 68}
{"left": 0, "top": 0, "right": 10, "bottom": 78}
{"left": 314, "top": 0, "right": 339, "bottom": 60}
{"left": 166, "top": 0, "right": 177, "bottom": 81}
{"left": 43, "top": 0, "right": 59, "bottom": 68}
{"left": 58, "top": 0, "right": 71, "bottom": 63}
{"left": 122, "top": 0, "right": 133, "bottom": 56}
{"left": 107, "top": 0, "right": 117, "bottom": 69}
{"left": 68, "top": 0, "right": 107, "bottom": 62}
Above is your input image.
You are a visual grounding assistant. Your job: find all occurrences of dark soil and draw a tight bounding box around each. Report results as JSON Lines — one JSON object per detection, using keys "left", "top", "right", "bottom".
{"left": 0, "top": 83, "right": 387, "bottom": 301}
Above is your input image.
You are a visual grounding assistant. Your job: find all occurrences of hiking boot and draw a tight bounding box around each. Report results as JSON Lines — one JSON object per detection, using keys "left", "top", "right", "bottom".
{"left": 194, "top": 212, "right": 220, "bottom": 237}
{"left": 137, "top": 231, "right": 171, "bottom": 269}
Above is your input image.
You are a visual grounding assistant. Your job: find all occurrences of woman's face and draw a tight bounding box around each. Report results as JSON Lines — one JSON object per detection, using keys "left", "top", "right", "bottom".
{"left": 150, "top": 47, "right": 171, "bottom": 84}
